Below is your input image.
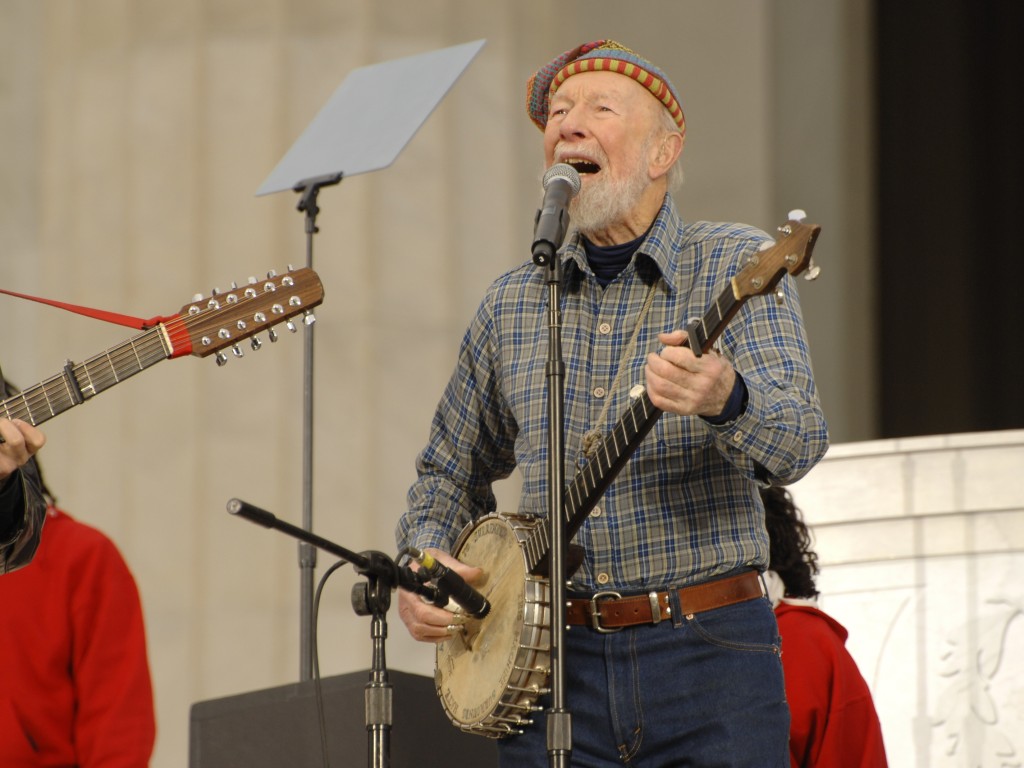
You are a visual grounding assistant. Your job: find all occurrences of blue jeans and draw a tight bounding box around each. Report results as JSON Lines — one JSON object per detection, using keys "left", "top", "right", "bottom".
{"left": 497, "top": 593, "right": 789, "bottom": 767}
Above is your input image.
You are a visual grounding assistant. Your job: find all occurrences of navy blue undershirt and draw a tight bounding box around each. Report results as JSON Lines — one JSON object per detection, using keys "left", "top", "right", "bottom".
{"left": 581, "top": 233, "right": 645, "bottom": 288}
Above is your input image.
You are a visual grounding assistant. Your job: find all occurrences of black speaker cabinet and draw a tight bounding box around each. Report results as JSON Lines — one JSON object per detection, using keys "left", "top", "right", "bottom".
{"left": 188, "top": 669, "right": 498, "bottom": 767}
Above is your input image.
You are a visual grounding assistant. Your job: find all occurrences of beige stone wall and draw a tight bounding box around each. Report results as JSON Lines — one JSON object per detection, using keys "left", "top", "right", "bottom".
{"left": 791, "top": 430, "right": 1024, "bottom": 766}
{"left": 1, "top": 2, "right": 874, "bottom": 764}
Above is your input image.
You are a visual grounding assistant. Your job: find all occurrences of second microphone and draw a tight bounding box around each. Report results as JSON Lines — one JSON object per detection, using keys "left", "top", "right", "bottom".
{"left": 410, "top": 548, "right": 491, "bottom": 619}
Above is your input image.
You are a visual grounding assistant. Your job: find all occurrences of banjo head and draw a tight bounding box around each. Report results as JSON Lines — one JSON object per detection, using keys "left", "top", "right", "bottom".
{"left": 435, "top": 514, "right": 550, "bottom": 737}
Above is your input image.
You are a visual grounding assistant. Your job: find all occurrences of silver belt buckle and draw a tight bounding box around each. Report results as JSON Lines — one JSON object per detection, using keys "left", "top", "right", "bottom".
{"left": 589, "top": 590, "right": 623, "bottom": 633}
{"left": 648, "top": 591, "right": 663, "bottom": 624}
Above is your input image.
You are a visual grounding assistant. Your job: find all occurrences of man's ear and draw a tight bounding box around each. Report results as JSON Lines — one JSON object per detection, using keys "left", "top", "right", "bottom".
{"left": 650, "top": 131, "right": 684, "bottom": 180}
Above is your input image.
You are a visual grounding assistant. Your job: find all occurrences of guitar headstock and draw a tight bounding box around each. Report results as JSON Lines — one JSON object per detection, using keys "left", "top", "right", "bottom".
{"left": 172, "top": 267, "right": 325, "bottom": 364}
{"left": 732, "top": 210, "right": 822, "bottom": 301}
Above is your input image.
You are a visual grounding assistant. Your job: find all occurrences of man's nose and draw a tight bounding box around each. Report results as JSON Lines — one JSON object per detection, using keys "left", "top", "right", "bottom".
{"left": 559, "top": 107, "right": 587, "bottom": 139}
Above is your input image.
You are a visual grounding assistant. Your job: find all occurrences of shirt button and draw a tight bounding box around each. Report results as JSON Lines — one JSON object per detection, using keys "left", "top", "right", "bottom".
{"left": 596, "top": 572, "right": 610, "bottom": 585}
{"left": 592, "top": 506, "right": 602, "bottom": 517}
{"left": 593, "top": 387, "right": 606, "bottom": 398}
{"left": 598, "top": 322, "right": 612, "bottom": 335}
{"left": 732, "top": 431, "right": 744, "bottom": 443}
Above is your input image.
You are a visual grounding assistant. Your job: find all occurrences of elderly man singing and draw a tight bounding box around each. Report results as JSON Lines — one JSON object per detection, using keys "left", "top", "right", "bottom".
{"left": 396, "top": 40, "right": 828, "bottom": 766}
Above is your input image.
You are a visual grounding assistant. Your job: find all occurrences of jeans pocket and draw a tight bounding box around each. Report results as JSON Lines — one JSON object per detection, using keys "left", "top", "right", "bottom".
{"left": 685, "top": 598, "right": 781, "bottom": 654}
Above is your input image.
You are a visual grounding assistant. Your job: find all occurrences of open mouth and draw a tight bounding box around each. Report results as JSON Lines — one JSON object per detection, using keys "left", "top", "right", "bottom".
{"left": 563, "top": 158, "right": 601, "bottom": 175}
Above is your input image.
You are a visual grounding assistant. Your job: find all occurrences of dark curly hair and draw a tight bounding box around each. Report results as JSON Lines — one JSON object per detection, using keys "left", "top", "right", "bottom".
{"left": 761, "top": 485, "right": 818, "bottom": 599}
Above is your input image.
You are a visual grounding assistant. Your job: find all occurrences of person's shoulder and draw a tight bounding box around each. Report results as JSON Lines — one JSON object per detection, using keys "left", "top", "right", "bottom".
{"left": 776, "top": 600, "right": 850, "bottom": 646}
{"left": 489, "top": 258, "right": 544, "bottom": 289}
{"left": 45, "top": 507, "right": 123, "bottom": 558}
{"left": 475, "top": 259, "right": 549, "bottom": 318}
{"left": 683, "top": 220, "right": 771, "bottom": 248}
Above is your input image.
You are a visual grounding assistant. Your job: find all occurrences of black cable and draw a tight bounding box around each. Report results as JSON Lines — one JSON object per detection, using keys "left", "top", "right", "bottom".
{"left": 311, "top": 559, "right": 349, "bottom": 768}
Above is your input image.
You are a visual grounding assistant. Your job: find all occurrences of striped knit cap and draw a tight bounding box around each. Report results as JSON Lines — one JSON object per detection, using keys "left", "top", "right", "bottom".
{"left": 526, "top": 40, "right": 685, "bottom": 137}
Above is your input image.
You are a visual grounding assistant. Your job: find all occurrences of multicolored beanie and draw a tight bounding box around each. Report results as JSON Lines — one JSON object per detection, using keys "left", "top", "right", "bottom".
{"left": 526, "top": 40, "right": 685, "bottom": 137}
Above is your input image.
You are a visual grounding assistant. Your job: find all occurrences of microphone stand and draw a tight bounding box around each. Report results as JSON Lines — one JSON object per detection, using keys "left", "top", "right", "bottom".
{"left": 226, "top": 498, "right": 434, "bottom": 768}
{"left": 532, "top": 243, "right": 571, "bottom": 767}
{"left": 292, "top": 171, "right": 343, "bottom": 682}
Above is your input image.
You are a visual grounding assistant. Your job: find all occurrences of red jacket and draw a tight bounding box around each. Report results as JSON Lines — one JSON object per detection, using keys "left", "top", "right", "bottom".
{"left": 0, "top": 507, "right": 155, "bottom": 767}
{"left": 776, "top": 601, "right": 888, "bottom": 767}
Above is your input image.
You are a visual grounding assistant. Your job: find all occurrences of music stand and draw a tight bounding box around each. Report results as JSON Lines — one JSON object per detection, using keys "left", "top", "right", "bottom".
{"left": 254, "top": 39, "right": 486, "bottom": 682}
{"left": 257, "top": 39, "right": 486, "bottom": 195}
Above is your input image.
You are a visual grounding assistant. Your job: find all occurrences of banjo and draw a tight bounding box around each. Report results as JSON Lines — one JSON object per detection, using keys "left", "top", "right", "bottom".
{"left": 434, "top": 213, "right": 821, "bottom": 737}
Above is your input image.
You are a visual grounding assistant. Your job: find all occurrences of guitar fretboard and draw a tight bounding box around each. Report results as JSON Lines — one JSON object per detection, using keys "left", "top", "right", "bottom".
{"left": 1, "top": 326, "right": 171, "bottom": 427}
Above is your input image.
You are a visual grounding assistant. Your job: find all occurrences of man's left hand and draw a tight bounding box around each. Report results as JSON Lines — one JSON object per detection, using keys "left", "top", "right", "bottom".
{"left": 645, "top": 330, "right": 736, "bottom": 418}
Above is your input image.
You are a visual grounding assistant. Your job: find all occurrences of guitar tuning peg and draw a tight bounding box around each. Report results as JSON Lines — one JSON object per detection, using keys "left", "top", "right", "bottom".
{"left": 215, "top": 351, "right": 229, "bottom": 367}
{"left": 303, "top": 310, "right": 316, "bottom": 326}
{"left": 788, "top": 209, "right": 807, "bottom": 222}
{"left": 231, "top": 344, "right": 244, "bottom": 358}
{"left": 230, "top": 281, "right": 238, "bottom": 290}
{"left": 247, "top": 276, "right": 258, "bottom": 285}
{"left": 286, "top": 320, "right": 298, "bottom": 333}
{"left": 804, "top": 258, "right": 822, "bottom": 281}
{"left": 250, "top": 336, "right": 263, "bottom": 351}
{"left": 268, "top": 328, "right": 279, "bottom": 343}
{"left": 266, "top": 269, "right": 278, "bottom": 279}
{"left": 286, "top": 263, "right": 295, "bottom": 272}
{"left": 191, "top": 293, "right": 203, "bottom": 303}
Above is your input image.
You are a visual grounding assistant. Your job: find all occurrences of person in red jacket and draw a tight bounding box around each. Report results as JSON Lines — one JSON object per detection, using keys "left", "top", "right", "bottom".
{"left": 0, "top": 458, "right": 155, "bottom": 767}
{"left": 761, "top": 485, "right": 888, "bottom": 768}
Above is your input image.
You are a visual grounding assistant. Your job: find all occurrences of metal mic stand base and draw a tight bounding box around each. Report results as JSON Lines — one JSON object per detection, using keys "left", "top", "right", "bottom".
{"left": 351, "top": 555, "right": 395, "bottom": 768}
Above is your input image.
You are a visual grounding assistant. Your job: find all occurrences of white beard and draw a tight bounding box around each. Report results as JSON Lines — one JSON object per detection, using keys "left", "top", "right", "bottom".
{"left": 568, "top": 155, "right": 652, "bottom": 236}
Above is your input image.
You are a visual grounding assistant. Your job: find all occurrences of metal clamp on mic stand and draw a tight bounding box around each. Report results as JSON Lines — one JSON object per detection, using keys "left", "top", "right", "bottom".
{"left": 531, "top": 163, "right": 581, "bottom": 768}
{"left": 226, "top": 498, "right": 439, "bottom": 768}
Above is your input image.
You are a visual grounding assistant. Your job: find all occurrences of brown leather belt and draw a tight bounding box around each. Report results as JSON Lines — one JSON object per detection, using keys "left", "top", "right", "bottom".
{"left": 565, "top": 570, "right": 764, "bottom": 633}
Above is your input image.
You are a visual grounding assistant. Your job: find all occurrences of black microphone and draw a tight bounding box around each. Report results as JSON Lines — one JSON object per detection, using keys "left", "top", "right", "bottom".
{"left": 411, "top": 548, "right": 491, "bottom": 619}
{"left": 531, "top": 162, "right": 582, "bottom": 265}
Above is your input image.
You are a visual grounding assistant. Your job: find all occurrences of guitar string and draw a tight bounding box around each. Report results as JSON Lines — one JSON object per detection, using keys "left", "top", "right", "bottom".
{"left": 3, "top": 332, "right": 169, "bottom": 424}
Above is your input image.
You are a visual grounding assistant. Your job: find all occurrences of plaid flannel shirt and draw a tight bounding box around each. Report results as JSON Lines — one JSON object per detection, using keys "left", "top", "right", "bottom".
{"left": 397, "top": 195, "right": 828, "bottom": 592}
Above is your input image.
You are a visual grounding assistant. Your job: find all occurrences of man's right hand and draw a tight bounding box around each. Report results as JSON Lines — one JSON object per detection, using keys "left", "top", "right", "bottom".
{"left": 397, "top": 549, "right": 483, "bottom": 643}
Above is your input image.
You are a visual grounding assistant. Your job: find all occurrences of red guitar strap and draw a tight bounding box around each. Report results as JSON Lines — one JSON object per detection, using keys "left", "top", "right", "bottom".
{"left": 0, "top": 287, "right": 176, "bottom": 330}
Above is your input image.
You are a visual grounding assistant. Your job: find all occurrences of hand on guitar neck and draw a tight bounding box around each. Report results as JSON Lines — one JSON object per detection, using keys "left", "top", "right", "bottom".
{"left": 0, "top": 419, "right": 46, "bottom": 483}
{"left": 397, "top": 548, "right": 485, "bottom": 643}
{"left": 645, "top": 329, "right": 738, "bottom": 419}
